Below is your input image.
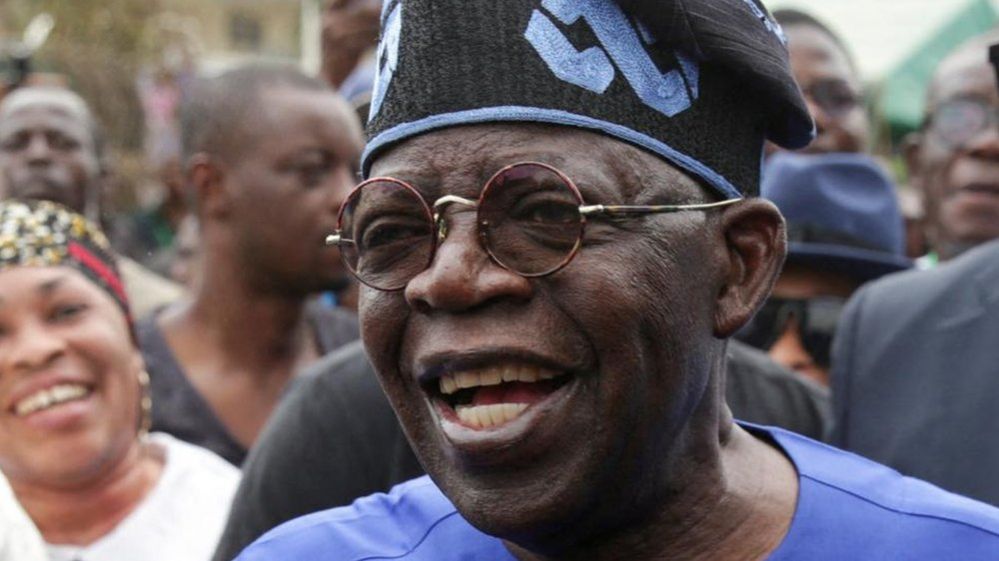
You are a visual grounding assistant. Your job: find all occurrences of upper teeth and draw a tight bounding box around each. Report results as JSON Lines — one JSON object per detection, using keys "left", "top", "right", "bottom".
{"left": 14, "top": 384, "right": 90, "bottom": 417}
{"left": 439, "top": 365, "right": 559, "bottom": 395}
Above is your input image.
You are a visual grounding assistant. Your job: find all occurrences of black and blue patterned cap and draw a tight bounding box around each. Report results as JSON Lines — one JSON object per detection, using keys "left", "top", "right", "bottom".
{"left": 0, "top": 199, "right": 131, "bottom": 323}
{"left": 362, "top": 0, "right": 814, "bottom": 199}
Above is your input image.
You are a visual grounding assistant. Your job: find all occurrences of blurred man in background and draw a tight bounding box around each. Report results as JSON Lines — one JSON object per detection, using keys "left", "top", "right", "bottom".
{"left": 907, "top": 30, "right": 999, "bottom": 264}
{"left": 739, "top": 153, "right": 910, "bottom": 386}
{"left": 771, "top": 9, "right": 870, "bottom": 155}
{"left": 832, "top": 30, "right": 999, "bottom": 508}
{"left": 321, "top": 0, "right": 381, "bottom": 104}
{"left": 0, "top": 86, "right": 182, "bottom": 317}
{"left": 140, "top": 65, "right": 361, "bottom": 466}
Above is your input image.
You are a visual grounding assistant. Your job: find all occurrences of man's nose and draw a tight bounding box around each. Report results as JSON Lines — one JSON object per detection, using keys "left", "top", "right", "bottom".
{"left": 965, "top": 122, "right": 999, "bottom": 160}
{"left": 404, "top": 213, "right": 532, "bottom": 313}
{"left": 25, "top": 134, "right": 53, "bottom": 165}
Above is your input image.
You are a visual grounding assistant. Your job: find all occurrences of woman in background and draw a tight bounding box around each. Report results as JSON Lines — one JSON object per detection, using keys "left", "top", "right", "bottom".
{"left": 0, "top": 200, "right": 238, "bottom": 561}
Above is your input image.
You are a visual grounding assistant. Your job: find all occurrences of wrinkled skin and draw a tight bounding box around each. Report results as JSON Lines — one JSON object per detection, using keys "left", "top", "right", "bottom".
{"left": 909, "top": 50, "right": 999, "bottom": 260}
{"left": 782, "top": 24, "right": 869, "bottom": 155}
{"left": 360, "top": 124, "right": 791, "bottom": 558}
{"left": 0, "top": 90, "right": 103, "bottom": 219}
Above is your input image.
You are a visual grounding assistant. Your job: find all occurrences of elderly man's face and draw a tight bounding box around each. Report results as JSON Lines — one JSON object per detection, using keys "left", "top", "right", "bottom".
{"left": 361, "top": 124, "right": 743, "bottom": 543}
{"left": 0, "top": 94, "right": 101, "bottom": 215}
{"left": 913, "top": 53, "right": 999, "bottom": 259}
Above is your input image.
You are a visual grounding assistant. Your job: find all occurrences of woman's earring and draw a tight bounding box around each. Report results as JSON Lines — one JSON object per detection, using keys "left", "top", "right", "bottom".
{"left": 137, "top": 370, "right": 153, "bottom": 438}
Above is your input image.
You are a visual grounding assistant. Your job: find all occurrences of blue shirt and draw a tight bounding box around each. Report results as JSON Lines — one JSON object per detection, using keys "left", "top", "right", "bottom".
{"left": 234, "top": 425, "right": 999, "bottom": 560}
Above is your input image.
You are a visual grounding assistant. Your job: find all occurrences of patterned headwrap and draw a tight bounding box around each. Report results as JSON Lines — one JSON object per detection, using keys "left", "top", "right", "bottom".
{"left": 0, "top": 199, "right": 132, "bottom": 325}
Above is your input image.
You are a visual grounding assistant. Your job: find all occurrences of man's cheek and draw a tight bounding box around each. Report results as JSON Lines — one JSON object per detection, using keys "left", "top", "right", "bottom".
{"left": 359, "top": 292, "right": 408, "bottom": 358}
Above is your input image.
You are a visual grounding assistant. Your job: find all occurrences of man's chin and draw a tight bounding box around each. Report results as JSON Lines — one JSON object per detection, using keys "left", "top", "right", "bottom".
{"left": 8, "top": 181, "right": 74, "bottom": 209}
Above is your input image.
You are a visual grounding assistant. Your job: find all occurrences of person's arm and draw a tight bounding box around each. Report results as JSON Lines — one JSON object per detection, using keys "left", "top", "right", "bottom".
{"left": 212, "top": 343, "right": 423, "bottom": 561}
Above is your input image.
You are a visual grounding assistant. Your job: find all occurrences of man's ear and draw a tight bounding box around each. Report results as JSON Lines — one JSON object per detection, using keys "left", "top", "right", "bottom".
{"left": 188, "top": 153, "right": 230, "bottom": 219}
{"left": 713, "top": 198, "right": 786, "bottom": 338}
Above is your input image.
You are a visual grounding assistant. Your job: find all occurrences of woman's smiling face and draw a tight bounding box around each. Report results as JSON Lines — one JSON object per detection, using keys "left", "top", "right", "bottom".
{"left": 0, "top": 266, "right": 143, "bottom": 488}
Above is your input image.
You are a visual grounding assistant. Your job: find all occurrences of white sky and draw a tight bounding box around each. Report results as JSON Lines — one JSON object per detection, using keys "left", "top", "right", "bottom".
{"left": 765, "top": 0, "right": 999, "bottom": 80}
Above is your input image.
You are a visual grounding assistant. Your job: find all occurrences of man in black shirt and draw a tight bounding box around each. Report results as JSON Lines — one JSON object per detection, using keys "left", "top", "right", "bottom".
{"left": 143, "top": 64, "right": 361, "bottom": 465}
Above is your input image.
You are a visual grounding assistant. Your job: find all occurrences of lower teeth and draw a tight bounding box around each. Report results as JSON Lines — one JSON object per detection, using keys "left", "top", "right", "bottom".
{"left": 456, "top": 403, "right": 528, "bottom": 428}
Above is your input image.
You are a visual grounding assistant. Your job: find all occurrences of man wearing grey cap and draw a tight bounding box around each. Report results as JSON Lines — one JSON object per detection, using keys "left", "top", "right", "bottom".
{"left": 235, "top": 1, "right": 999, "bottom": 559}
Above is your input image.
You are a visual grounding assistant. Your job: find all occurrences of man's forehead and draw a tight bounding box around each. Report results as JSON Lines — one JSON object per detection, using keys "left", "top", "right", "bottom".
{"left": 370, "top": 123, "right": 699, "bottom": 200}
{"left": 930, "top": 44, "right": 999, "bottom": 105}
{"left": 929, "top": 60, "right": 997, "bottom": 105}
{"left": 0, "top": 91, "right": 91, "bottom": 130}
{"left": 242, "top": 86, "right": 363, "bottom": 159}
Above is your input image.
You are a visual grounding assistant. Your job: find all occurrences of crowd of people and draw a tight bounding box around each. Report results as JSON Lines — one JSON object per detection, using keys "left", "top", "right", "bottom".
{"left": 0, "top": 0, "right": 998, "bottom": 560}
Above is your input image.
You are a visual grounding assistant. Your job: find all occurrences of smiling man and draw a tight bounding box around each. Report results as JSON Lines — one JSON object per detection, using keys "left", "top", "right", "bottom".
{"left": 234, "top": 1, "right": 999, "bottom": 560}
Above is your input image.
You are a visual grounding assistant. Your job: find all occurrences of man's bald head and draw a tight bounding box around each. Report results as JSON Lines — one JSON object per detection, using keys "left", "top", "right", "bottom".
{"left": 0, "top": 87, "right": 106, "bottom": 218}
{"left": 927, "top": 28, "right": 999, "bottom": 107}
{"left": 0, "top": 87, "right": 105, "bottom": 162}
{"left": 181, "top": 64, "right": 337, "bottom": 165}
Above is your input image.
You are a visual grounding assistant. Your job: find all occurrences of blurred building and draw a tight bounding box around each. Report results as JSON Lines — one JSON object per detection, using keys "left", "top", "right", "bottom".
{"left": 156, "top": 0, "right": 321, "bottom": 76}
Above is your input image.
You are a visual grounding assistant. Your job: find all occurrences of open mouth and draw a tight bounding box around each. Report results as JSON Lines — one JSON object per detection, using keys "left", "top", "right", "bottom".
{"left": 428, "top": 364, "right": 574, "bottom": 430}
{"left": 12, "top": 383, "right": 94, "bottom": 417}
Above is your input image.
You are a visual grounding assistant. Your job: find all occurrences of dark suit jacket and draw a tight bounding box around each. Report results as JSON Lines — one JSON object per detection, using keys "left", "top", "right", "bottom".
{"left": 832, "top": 239, "right": 999, "bottom": 506}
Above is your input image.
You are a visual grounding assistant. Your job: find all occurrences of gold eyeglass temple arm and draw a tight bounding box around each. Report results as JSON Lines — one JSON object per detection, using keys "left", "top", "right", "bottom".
{"left": 326, "top": 233, "right": 354, "bottom": 246}
{"left": 578, "top": 198, "right": 743, "bottom": 216}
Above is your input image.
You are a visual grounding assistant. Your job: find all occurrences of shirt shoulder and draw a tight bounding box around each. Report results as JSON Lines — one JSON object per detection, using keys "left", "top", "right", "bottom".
{"left": 77, "top": 434, "right": 240, "bottom": 561}
{"left": 235, "top": 476, "right": 513, "bottom": 561}
{"left": 154, "top": 432, "right": 242, "bottom": 490}
{"left": 306, "top": 302, "right": 360, "bottom": 353}
{"left": 767, "top": 427, "right": 999, "bottom": 559}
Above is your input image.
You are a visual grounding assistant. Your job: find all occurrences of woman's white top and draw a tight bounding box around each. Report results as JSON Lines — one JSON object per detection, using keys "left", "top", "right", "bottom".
{"left": 0, "top": 470, "right": 46, "bottom": 561}
{"left": 46, "top": 433, "right": 240, "bottom": 561}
